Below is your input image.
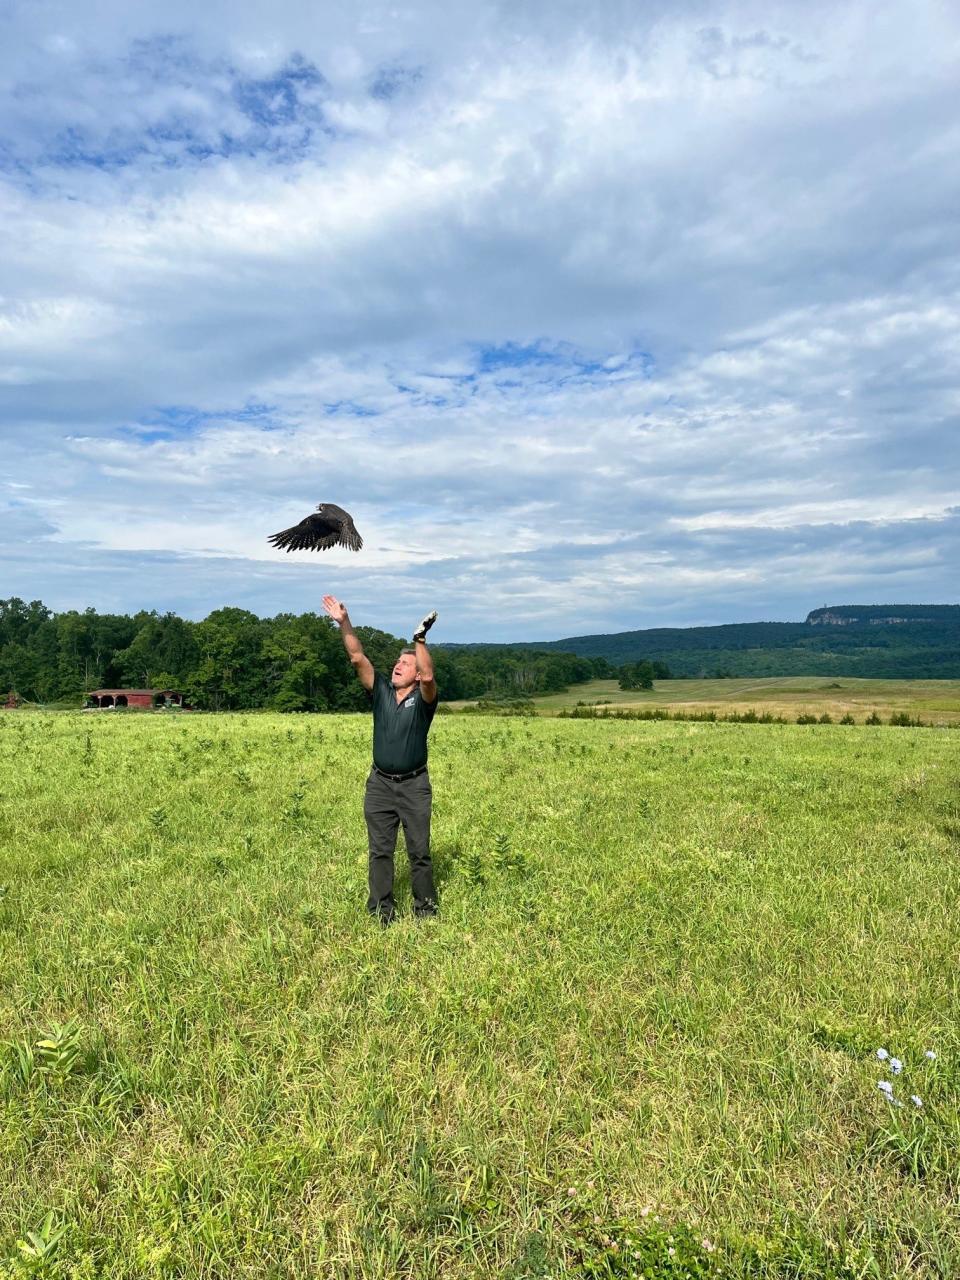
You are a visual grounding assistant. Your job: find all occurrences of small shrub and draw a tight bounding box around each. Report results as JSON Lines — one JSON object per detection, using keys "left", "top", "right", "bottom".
{"left": 890, "top": 712, "right": 923, "bottom": 727}
{"left": 7, "top": 1020, "right": 85, "bottom": 1088}
{"left": 492, "top": 832, "right": 528, "bottom": 877}
{"left": 284, "top": 779, "right": 307, "bottom": 823}
{"left": 463, "top": 849, "right": 486, "bottom": 887}
{"left": 493, "top": 832, "right": 512, "bottom": 872}
{"left": 10, "top": 1211, "right": 66, "bottom": 1268}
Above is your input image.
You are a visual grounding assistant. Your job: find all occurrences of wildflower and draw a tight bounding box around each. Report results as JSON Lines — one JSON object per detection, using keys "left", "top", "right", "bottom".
{"left": 567, "top": 1187, "right": 577, "bottom": 1197}
{"left": 876, "top": 1048, "right": 889, "bottom": 1061}
{"left": 877, "top": 1080, "right": 894, "bottom": 1095}
{"left": 668, "top": 1246, "right": 676, "bottom": 1257}
{"left": 702, "top": 1239, "right": 716, "bottom": 1253}
{"left": 910, "top": 1095, "right": 923, "bottom": 1108}
{"left": 640, "top": 1205, "right": 652, "bottom": 1217}
{"left": 890, "top": 1057, "right": 903, "bottom": 1075}
{"left": 925, "top": 1049, "right": 936, "bottom": 1061}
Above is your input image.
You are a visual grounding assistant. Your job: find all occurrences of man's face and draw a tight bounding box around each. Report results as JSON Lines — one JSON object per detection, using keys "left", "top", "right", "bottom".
{"left": 391, "top": 652, "right": 420, "bottom": 688}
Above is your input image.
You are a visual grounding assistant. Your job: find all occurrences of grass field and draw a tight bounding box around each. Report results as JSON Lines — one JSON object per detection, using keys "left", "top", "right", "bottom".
{"left": 1, "top": 711, "right": 959, "bottom": 1278}
{"left": 527, "top": 677, "right": 960, "bottom": 725}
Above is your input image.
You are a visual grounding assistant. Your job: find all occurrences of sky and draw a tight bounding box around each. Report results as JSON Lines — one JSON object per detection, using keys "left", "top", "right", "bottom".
{"left": 1, "top": 0, "right": 958, "bottom": 641}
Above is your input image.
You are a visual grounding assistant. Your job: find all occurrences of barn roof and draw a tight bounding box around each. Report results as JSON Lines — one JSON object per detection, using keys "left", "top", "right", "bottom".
{"left": 87, "top": 689, "right": 159, "bottom": 696}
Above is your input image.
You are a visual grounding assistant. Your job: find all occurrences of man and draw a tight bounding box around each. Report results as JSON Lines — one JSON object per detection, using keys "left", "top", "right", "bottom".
{"left": 322, "top": 595, "right": 439, "bottom": 924}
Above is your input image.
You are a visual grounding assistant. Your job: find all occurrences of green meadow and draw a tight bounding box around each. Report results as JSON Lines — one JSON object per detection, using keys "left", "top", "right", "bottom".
{"left": 1, "top": 711, "right": 959, "bottom": 1279}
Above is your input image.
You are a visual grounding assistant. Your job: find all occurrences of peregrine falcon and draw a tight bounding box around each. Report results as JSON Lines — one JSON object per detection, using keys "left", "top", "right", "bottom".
{"left": 268, "top": 503, "right": 363, "bottom": 553}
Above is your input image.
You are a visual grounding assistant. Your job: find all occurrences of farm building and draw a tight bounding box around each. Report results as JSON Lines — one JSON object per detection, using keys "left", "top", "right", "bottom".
{"left": 85, "top": 688, "right": 189, "bottom": 710}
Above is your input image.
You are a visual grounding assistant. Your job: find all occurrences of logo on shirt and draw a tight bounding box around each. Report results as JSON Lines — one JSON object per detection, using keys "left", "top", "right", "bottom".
{"left": 404, "top": 696, "right": 416, "bottom": 707}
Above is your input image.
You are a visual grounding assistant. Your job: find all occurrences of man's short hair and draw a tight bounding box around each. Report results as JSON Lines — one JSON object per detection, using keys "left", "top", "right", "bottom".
{"left": 399, "top": 647, "right": 416, "bottom": 657}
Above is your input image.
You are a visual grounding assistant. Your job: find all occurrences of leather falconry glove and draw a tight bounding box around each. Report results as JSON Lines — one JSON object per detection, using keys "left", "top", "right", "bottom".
{"left": 413, "top": 610, "right": 438, "bottom": 643}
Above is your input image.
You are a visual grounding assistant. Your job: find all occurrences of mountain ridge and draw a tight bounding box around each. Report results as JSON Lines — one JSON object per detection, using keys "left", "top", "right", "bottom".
{"left": 438, "top": 604, "right": 960, "bottom": 679}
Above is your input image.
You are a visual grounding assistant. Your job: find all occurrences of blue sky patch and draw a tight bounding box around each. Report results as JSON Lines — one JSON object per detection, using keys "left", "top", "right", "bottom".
{"left": 126, "top": 402, "right": 281, "bottom": 439}
{"left": 472, "top": 342, "right": 653, "bottom": 384}
{"left": 370, "top": 64, "right": 424, "bottom": 101}
{"left": 321, "top": 401, "right": 380, "bottom": 418}
{"left": 233, "top": 54, "right": 327, "bottom": 128}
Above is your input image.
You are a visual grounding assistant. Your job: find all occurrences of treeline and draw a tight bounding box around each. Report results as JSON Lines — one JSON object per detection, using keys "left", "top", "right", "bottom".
{"left": 0, "top": 598, "right": 615, "bottom": 711}
{"left": 486, "top": 606, "right": 960, "bottom": 679}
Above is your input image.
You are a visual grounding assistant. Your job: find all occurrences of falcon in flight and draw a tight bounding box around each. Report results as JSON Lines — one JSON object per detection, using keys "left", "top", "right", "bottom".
{"left": 268, "top": 503, "right": 363, "bottom": 553}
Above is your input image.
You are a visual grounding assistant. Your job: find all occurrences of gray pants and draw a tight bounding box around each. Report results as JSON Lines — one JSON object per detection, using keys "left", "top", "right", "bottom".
{"left": 363, "top": 767, "right": 437, "bottom": 921}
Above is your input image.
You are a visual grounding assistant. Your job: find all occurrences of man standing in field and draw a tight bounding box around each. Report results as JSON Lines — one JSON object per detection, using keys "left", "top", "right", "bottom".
{"left": 322, "top": 595, "right": 439, "bottom": 924}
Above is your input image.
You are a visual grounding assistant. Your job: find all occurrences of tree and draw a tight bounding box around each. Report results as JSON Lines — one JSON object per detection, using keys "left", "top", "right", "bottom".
{"left": 115, "top": 613, "right": 198, "bottom": 688}
{"left": 261, "top": 615, "right": 337, "bottom": 711}
{"left": 618, "top": 661, "right": 655, "bottom": 691}
{"left": 188, "top": 608, "right": 265, "bottom": 710}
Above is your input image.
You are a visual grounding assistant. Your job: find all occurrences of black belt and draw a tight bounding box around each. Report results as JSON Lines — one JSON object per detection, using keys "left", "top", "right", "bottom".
{"left": 373, "top": 764, "right": 427, "bottom": 782}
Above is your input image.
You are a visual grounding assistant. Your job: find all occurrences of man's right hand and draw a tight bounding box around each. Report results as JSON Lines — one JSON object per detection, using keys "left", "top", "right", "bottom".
{"left": 324, "top": 596, "right": 373, "bottom": 689}
{"left": 322, "top": 595, "right": 349, "bottom": 626}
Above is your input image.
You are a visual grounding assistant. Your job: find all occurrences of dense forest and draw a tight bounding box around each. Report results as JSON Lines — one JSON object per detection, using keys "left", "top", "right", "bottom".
{"left": 459, "top": 605, "right": 960, "bottom": 679}
{"left": 4, "top": 598, "right": 956, "bottom": 708}
{"left": 0, "top": 598, "right": 614, "bottom": 710}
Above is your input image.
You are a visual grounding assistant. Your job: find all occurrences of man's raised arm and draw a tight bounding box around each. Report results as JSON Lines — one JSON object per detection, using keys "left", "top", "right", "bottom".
{"left": 413, "top": 610, "right": 438, "bottom": 703}
{"left": 322, "top": 595, "right": 374, "bottom": 691}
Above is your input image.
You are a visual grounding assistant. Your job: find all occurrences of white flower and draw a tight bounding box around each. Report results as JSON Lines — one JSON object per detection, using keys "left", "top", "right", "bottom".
{"left": 925, "top": 1049, "right": 937, "bottom": 1061}
{"left": 910, "top": 1095, "right": 923, "bottom": 1108}
{"left": 890, "top": 1058, "right": 903, "bottom": 1075}
{"left": 567, "top": 1187, "right": 577, "bottom": 1197}
{"left": 668, "top": 1247, "right": 676, "bottom": 1257}
{"left": 876, "top": 1048, "right": 889, "bottom": 1061}
{"left": 878, "top": 1080, "right": 894, "bottom": 1094}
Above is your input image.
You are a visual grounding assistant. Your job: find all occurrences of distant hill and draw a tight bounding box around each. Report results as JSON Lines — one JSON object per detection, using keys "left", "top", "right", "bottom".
{"left": 441, "top": 605, "right": 960, "bottom": 679}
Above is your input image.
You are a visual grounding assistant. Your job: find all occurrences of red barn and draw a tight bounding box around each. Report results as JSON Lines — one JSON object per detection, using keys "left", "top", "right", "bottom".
{"left": 86, "top": 689, "right": 189, "bottom": 709}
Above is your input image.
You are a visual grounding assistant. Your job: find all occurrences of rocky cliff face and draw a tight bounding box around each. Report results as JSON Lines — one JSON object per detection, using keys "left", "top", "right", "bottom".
{"left": 805, "top": 608, "right": 933, "bottom": 626}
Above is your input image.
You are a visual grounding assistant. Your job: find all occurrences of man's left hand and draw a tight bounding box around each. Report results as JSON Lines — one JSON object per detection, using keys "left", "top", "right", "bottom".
{"left": 413, "top": 610, "right": 438, "bottom": 643}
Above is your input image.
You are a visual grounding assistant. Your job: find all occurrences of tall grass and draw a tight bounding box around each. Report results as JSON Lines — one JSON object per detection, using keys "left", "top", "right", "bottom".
{"left": 1, "top": 712, "right": 958, "bottom": 1278}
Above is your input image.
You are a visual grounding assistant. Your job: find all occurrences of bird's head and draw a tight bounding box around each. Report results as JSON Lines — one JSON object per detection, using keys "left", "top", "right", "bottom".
{"left": 315, "top": 503, "right": 326, "bottom": 513}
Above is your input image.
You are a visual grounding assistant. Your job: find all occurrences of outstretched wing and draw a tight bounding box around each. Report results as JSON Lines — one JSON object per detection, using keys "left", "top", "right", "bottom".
{"left": 318, "top": 503, "right": 363, "bottom": 551}
{"left": 268, "top": 513, "right": 340, "bottom": 553}
{"left": 336, "top": 512, "right": 363, "bottom": 552}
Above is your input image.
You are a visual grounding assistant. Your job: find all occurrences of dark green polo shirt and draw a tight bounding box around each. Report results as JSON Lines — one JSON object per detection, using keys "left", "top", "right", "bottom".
{"left": 370, "top": 672, "right": 438, "bottom": 774}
